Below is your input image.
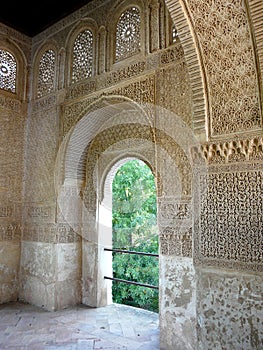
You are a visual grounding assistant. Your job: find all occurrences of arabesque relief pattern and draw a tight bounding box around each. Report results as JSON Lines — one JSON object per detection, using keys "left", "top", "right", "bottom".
{"left": 193, "top": 136, "right": 263, "bottom": 272}
{"left": 62, "top": 42, "right": 188, "bottom": 136}
{"left": 157, "top": 62, "right": 192, "bottom": 126}
{"left": 186, "top": 0, "right": 262, "bottom": 136}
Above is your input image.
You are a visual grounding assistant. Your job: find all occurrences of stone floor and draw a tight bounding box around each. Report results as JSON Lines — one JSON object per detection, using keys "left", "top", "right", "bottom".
{"left": 0, "top": 301, "right": 159, "bottom": 349}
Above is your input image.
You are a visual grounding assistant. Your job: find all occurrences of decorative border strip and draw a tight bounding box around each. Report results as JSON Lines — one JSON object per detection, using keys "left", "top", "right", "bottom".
{"left": 165, "top": 0, "right": 207, "bottom": 137}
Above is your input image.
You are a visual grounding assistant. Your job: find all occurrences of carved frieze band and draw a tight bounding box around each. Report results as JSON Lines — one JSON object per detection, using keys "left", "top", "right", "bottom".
{"left": 158, "top": 199, "right": 191, "bottom": 224}
{"left": 0, "top": 206, "right": 13, "bottom": 218}
{"left": 0, "top": 95, "right": 21, "bottom": 112}
{"left": 0, "top": 202, "right": 21, "bottom": 222}
{"left": 0, "top": 222, "right": 21, "bottom": 241}
{"left": 0, "top": 221, "right": 82, "bottom": 243}
{"left": 64, "top": 44, "right": 183, "bottom": 102}
{"left": 62, "top": 74, "right": 156, "bottom": 136}
{"left": 160, "top": 227, "right": 192, "bottom": 257}
{"left": 22, "top": 223, "right": 81, "bottom": 243}
{"left": 158, "top": 198, "right": 192, "bottom": 257}
{"left": 106, "top": 61, "right": 146, "bottom": 87}
{"left": 31, "top": 95, "right": 57, "bottom": 113}
{"left": 25, "top": 206, "right": 53, "bottom": 221}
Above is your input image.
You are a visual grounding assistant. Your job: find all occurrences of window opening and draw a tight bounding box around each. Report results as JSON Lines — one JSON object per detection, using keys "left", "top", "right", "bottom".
{"left": 37, "top": 49, "right": 56, "bottom": 98}
{"left": 72, "top": 29, "right": 93, "bottom": 83}
{"left": 104, "top": 159, "right": 159, "bottom": 313}
{"left": 0, "top": 49, "right": 17, "bottom": 93}
{"left": 115, "top": 7, "right": 141, "bottom": 62}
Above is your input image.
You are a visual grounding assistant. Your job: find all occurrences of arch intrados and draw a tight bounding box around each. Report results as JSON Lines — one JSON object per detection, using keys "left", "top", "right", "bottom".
{"left": 62, "top": 96, "right": 151, "bottom": 181}
{"left": 98, "top": 152, "right": 157, "bottom": 204}
{"left": 83, "top": 123, "right": 192, "bottom": 211}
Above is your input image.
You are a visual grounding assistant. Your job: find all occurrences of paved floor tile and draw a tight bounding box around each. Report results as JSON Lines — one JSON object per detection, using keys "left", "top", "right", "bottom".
{"left": 0, "top": 302, "right": 159, "bottom": 349}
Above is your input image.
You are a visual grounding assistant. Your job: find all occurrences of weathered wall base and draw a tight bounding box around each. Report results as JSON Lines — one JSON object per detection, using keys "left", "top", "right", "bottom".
{"left": 196, "top": 268, "right": 263, "bottom": 350}
{"left": 0, "top": 241, "right": 20, "bottom": 304}
{"left": 19, "top": 241, "right": 81, "bottom": 311}
{"left": 56, "top": 243, "right": 82, "bottom": 309}
{"left": 82, "top": 240, "right": 109, "bottom": 308}
{"left": 159, "top": 256, "right": 196, "bottom": 350}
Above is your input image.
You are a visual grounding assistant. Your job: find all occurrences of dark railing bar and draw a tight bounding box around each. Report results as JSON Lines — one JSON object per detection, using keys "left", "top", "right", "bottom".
{"left": 104, "top": 248, "right": 159, "bottom": 257}
{"left": 104, "top": 276, "right": 159, "bottom": 290}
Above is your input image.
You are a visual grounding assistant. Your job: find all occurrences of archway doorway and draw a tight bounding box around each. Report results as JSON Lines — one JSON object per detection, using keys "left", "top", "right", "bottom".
{"left": 58, "top": 96, "right": 198, "bottom": 349}
{"left": 111, "top": 159, "right": 159, "bottom": 312}
{"left": 101, "top": 157, "right": 159, "bottom": 313}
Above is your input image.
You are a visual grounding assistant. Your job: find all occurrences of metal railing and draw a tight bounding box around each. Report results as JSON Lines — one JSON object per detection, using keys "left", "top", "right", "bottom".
{"left": 104, "top": 247, "right": 159, "bottom": 290}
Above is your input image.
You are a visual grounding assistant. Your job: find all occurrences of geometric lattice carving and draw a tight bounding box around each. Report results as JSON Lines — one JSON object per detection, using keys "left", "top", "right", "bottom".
{"left": 0, "top": 49, "right": 17, "bottom": 93}
{"left": 72, "top": 30, "right": 93, "bottom": 83}
{"left": 194, "top": 165, "right": 263, "bottom": 272}
{"left": 187, "top": 0, "right": 261, "bottom": 135}
{"left": 115, "top": 7, "right": 141, "bottom": 62}
{"left": 37, "top": 49, "right": 56, "bottom": 98}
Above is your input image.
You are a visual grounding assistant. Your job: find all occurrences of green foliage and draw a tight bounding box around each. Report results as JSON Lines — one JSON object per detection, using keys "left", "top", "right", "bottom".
{"left": 112, "top": 159, "right": 159, "bottom": 313}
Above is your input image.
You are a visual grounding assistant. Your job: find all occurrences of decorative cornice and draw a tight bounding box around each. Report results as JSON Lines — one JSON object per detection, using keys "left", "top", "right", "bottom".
{"left": 192, "top": 136, "right": 263, "bottom": 165}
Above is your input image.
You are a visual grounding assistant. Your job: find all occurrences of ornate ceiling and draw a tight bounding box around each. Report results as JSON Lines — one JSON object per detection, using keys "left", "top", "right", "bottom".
{"left": 0, "top": 0, "right": 91, "bottom": 37}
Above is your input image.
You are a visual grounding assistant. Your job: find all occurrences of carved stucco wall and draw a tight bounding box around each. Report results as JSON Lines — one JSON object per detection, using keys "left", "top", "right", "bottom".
{"left": 165, "top": 1, "right": 263, "bottom": 348}
{"left": 0, "top": 0, "right": 262, "bottom": 349}
{"left": 0, "top": 28, "right": 29, "bottom": 303}
{"left": 12, "top": 0, "right": 196, "bottom": 328}
{"left": 190, "top": 138, "right": 263, "bottom": 349}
